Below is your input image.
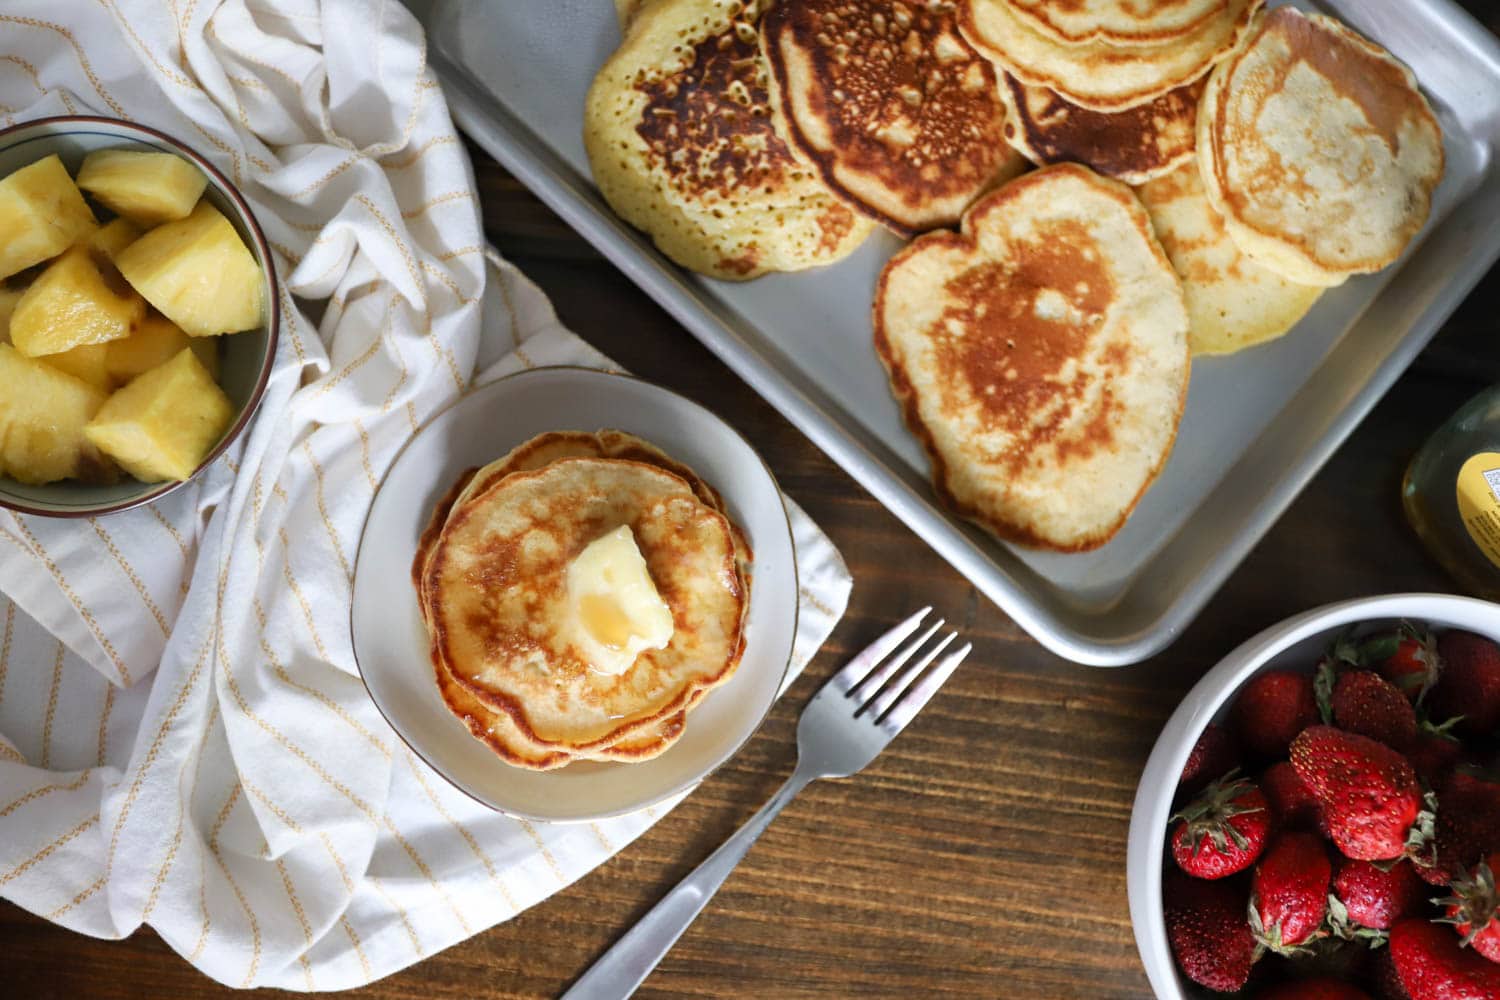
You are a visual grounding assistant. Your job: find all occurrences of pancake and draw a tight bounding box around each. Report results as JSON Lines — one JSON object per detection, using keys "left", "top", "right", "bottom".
{"left": 1005, "top": 0, "right": 1234, "bottom": 47}
{"left": 874, "top": 163, "right": 1190, "bottom": 551}
{"left": 959, "top": 0, "right": 1262, "bottom": 112}
{"left": 613, "top": 0, "right": 648, "bottom": 31}
{"left": 998, "top": 72, "right": 1203, "bottom": 185}
{"left": 1197, "top": 7, "right": 1445, "bottom": 287}
{"left": 1137, "top": 161, "right": 1322, "bottom": 356}
{"left": 416, "top": 474, "right": 689, "bottom": 770}
{"left": 455, "top": 429, "right": 752, "bottom": 569}
{"left": 424, "top": 457, "right": 746, "bottom": 754}
{"left": 415, "top": 459, "right": 722, "bottom": 768}
{"left": 761, "top": 0, "right": 1026, "bottom": 236}
{"left": 413, "top": 431, "right": 749, "bottom": 767}
{"left": 431, "top": 637, "right": 709, "bottom": 770}
{"left": 584, "top": 0, "right": 872, "bottom": 279}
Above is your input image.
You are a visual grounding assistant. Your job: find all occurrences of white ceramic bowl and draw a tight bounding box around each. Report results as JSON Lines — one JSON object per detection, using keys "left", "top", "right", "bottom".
{"left": 0, "top": 116, "right": 278, "bottom": 517}
{"left": 1127, "top": 593, "right": 1500, "bottom": 998}
{"left": 350, "top": 367, "right": 799, "bottom": 822}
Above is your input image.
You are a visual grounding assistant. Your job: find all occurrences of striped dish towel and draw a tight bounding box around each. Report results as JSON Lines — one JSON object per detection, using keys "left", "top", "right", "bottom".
{"left": 0, "top": 1, "right": 852, "bottom": 990}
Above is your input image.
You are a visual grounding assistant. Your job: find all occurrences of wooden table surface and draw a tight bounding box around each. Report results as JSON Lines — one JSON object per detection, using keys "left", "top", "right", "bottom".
{"left": 8, "top": 5, "right": 1500, "bottom": 996}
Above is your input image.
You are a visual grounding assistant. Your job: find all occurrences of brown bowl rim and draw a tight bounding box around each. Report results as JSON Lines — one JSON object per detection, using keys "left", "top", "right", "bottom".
{"left": 0, "top": 114, "right": 281, "bottom": 519}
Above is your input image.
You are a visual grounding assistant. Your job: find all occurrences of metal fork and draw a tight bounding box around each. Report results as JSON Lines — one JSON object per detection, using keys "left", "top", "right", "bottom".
{"left": 561, "top": 608, "right": 971, "bottom": 1000}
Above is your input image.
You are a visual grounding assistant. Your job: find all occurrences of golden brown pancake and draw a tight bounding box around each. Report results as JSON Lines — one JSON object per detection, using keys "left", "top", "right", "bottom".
{"left": 425, "top": 457, "right": 745, "bottom": 753}
{"left": 413, "top": 431, "right": 749, "bottom": 768}
{"left": 584, "top": 0, "right": 872, "bottom": 279}
{"left": 455, "top": 429, "right": 751, "bottom": 570}
{"left": 612, "top": 0, "right": 650, "bottom": 31}
{"left": 413, "top": 461, "right": 693, "bottom": 768}
{"left": 959, "top": 0, "right": 1261, "bottom": 112}
{"left": 1005, "top": 0, "right": 1235, "bottom": 46}
{"left": 1197, "top": 7, "right": 1445, "bottom": 286}
{"left": 998, "top": 72, "right": 1203, "bottom": 185}
{"left": 761, "top": 0, "right": 1027, "bottom": 236}
{"left": 874, "top": 164, "right": 1190, "bottom": 551}
{"left": 1136, "top": 161, "right": 1322, "bottom": 355}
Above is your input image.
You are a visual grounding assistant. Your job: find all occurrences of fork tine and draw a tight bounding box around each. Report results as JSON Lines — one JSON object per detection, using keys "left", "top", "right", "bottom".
{"left": 878, "top": 642, "right": 972, "bottom": 730}
{"left": 847, "top": 618, "right": 944, "bottom": 701}
{"left": 859, "top": 630, "right": 955, "bottom": 719}
{"left": 833, "top": 607, "right": 930, "bottom": 694}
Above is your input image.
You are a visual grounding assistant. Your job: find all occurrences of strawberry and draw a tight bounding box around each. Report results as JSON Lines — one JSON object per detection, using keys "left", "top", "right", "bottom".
{"left": 1361, "top": 624, "right": 1443, "bottom": 705}
{"left": 1420, "top": 772, "right": 1500, "bottom": 887}
{"left": 1264, "top": 760, "right": 1329, "bottom": 835}
{"left": 1165, "top": 869, "right": 1259, "bottom": 992}
{"left": 1259, "top": 978, "right": 1373, "bottom": 999}
{"left": 1181, "top": 724, "right": 1242, "bottom": 802}
{"left": 1329, "top": 670, "right": 1419, "bottom": 750}
{"left": 1291, "top": 727, "right": 1426, "bottom": 862}
{"left": 1332, "top": 858, "right": 1428, "bottom": 934}
{"left": 1389, "top": 918, "right": 1500, "bottom": 999}
{"left": 1251, "top": 832, "right": 1333, "bottom": 954}
{"left": 1408, "top": 729, "right": 1466, "bottom": 788}
{"left": 1235, "top": 670, "right": 1321, "bottom": 759}
{"left": 1173, "top": 773, "right": 1273, "bottom": 879}
{"left": 1438, "top": 855, "right": 1500, "bottom": 964}
{"left": 1427, "top": 631, "right": 1500, "bottom": 740}
{"left": 1369, "top": 945, "right": 1415, "bottom": 1000}
{"left": 1267, "top": 936, "right": 1374, "bottom": 985}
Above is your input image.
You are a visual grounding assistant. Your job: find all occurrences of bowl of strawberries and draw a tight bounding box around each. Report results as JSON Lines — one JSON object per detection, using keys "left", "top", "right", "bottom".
{"left": 1129, "top": 593, "right": 1500, "bottom": 999}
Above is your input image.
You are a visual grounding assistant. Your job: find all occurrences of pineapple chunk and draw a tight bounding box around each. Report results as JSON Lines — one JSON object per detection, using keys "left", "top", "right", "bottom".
{"left": 43, "top": 342, "right": 112, "bottom": 391}
{"left": 105, "top": 312, "right": 219, "bottom": 382}
{"left": 0, "top": 343, "right": 114, "bottom": 485}
{"left": 85, "top": 348, "right": 233, "bottom": 482}
{"left": 0, "top": 284, "right": 24, "bottom": 342}
{"left": 76, "top": 150, "right": 208, "bottom": 227}
{"left": 88, "top": 218, "right": 143, "bottom": 262}
{"left": 0, "top": 154, "right": 97, "bottom": 280}
{"left": 116, "top": 201, "right": 264, "bottom": 338}
{"left": 9, "top": 245, "right": 145, "bottom": 356}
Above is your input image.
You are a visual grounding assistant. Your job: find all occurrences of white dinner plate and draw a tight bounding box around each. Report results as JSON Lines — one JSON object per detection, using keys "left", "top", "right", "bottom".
{"left": 351, "top": 367, "right": 798, "bottom": 822}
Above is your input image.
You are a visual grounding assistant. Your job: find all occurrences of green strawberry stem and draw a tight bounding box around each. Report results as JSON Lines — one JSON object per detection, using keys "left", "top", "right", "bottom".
{"left": 1248, "top": 894, "right": 1324, "bottom": 959}
{"left": 1326, "top": 626, "right": 1365, "bottom": 668}
{"left": 1315, "top": 657, "right": 1338, "bottom": 726}
{"left": 1435, "top": 859, "right": 1498, "bottom": 950}
{"left": 1326, "top": 893, "right": 1390, "bottom": 949}
{"left": 1404, "top": 791, "right": 1440, "bottom": 873}
{"left": 1170, "top": 771, "right": 1260, "bottom": 855}
{"left": 1417, "top": 713, "right": 1465, "bottom": 740}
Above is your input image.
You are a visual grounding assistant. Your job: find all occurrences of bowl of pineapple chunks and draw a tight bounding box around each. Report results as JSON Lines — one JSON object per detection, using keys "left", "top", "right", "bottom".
{"left": 0, "top": 116, "right": 278, "bottom": 516}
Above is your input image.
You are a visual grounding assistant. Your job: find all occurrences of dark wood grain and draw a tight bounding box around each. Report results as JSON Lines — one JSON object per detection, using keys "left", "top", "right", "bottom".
{"left": 7, "top": 4, "right": 1500, "bottom": 997}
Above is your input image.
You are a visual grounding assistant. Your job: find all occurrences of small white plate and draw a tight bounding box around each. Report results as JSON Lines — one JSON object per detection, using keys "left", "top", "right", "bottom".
{"left": 351, "top": 367, "right": 798, "bottom": 822}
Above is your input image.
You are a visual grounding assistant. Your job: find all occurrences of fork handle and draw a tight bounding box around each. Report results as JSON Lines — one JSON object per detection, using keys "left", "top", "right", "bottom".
{"left": 560, "top": 766, "right": 815, "bottom": 1000}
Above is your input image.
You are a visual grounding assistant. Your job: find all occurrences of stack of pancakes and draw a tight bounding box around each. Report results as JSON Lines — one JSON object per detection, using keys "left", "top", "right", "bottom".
{"left": 584, "top": 2, "right": 1445, "bottom": 553}
{"left": 413, "top": 430, "right": 750, "bottom": 770}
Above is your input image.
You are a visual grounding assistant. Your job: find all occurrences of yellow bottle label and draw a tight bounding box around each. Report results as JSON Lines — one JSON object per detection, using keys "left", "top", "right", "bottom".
{"left": 1456, "top": 451, "right": 1500, "bottom": 570}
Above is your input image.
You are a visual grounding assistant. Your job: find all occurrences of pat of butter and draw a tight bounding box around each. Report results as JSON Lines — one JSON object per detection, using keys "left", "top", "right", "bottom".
{"left": 566, "top": 525, "right": 674, "bottom": 676}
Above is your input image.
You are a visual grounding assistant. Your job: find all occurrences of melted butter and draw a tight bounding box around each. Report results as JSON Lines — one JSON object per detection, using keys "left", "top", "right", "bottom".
{"left": 578, "top": 593, "right": 636, "bottom": 651}
{"left": 565, "top": 525, "right": 674, "bottom": 676}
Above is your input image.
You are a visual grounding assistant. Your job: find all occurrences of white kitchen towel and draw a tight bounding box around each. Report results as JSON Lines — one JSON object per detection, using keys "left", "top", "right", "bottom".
{"left": 0, "top": 1, "right": 852, "bottom": 991}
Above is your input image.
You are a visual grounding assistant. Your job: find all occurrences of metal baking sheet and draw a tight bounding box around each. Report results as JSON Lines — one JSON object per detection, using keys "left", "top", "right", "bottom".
{"left": 405, "top": 0, "right": 1500, "bottom": 665}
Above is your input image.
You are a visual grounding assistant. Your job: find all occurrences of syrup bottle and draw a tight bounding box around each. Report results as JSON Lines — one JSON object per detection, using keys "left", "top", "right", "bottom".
{"left": 1402, "top": 385, "right": 1500, "bottom": 601}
